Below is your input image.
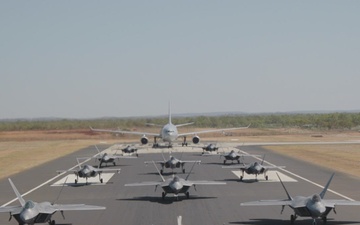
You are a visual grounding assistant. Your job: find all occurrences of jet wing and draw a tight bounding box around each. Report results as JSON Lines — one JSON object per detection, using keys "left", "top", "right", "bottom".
{"left": 241, "top": 199, "right": 292, "bottom": 206}
{"left": 50, "top": 204, "right": 105, "bottom": 211}
{"left": 222, "top": 165, "right": 247, "bottom": 169}
{"left": 0, "top": 205, "right": 22, "bottom": 213}
{"left": 263, "top": 166, "right": 286, "bottom": 170}
{"left": 90, "top": 127, "right": 159, "bottom": 137}
{"left": 106, "top": 155, "right": 137, "bottom": 159}
{"left": 184, "top": 180, "right": 226, "bottom": 186}
{"left": 180, "top": 160, "right": 201, "bottom": 164}
{"left": 95, "top": 168, "right": 121, "bottom": 173}
{"left": 178, "top": 124, "right": 250, "bottom": 137}
{"left": 144, "top": 161, "right": 165, "bottom": 165}
{"left": 322, "top": 199, "right": 360, "bottom": 207}
{"left": 125, "top": 182, "right": 162, "bottom": 187}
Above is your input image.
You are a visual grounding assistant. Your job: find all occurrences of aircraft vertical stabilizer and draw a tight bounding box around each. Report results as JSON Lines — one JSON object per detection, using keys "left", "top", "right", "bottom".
{"left": 168, "top": 101, "right": 172, "bottom": 124}
{"left": 320, "top": 173, "right": 335, "bottom": 199}
{"left": 8, "top": 178, "right": 26, "bottom": 207}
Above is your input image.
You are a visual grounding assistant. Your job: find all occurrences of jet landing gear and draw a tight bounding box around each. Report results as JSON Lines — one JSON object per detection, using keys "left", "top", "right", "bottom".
{"left": 264, "top": 173, "right": 269, "bottom": 180}
{"left": 152, "top": 137, "right": 159, "bottom": 148}
{"left": 290, "top": 214, "right": 297, "bottom": 224}
{"left": 48, "top": 220, "right": 55, "bottom": 225}
{"left": 182, "top": 137, "right": 188, "bottom": 147}
{"left": 162, "top": 192, "right": 166, "bottom": 200}
{"left": 185, "top": 192, "right": 190, "bottom": 199}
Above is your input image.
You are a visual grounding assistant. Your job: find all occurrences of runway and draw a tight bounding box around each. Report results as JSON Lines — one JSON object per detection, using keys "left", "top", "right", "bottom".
{"left": 1, "top": 144, "right": 360, "bottom": 225}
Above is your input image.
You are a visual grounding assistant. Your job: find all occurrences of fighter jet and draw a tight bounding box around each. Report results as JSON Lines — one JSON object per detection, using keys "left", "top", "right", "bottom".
{"left": 92, "top": 145, "right": 137, "bottom": 168}
{"left": 125, "top": 162, "right": 226, "bottom": 200}
{"left": 0, "top": 178, "right": 105, "bottom": 225}
{"left": 145, "top": 152, "right": 200, "bottom": 174}
{"left": 219, "top": 150, "right": 261, "bottom": 165}
{"left": 90, "top": 103, "right": 250, "bottom": 148}
{"left": 57, "top": 158, "right": 120, "bottom": 184}
{"left": 201, "top": 143, "right": 219, "bottom": 154}
{"left": 222, "top": 155, "right": 284, "bottom": 181}
{"left": 121, "top": 145, "right": 139, "bottom": 156}
{"left": 241, "top": 173, "right": 360, "bottom": 225}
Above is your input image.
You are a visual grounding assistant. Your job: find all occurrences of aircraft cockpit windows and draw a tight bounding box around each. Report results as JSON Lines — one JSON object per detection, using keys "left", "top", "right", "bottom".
{"left": 173, "top": 176, "right": 180, "bottom": 182}
{"left": 24, "top": 201, "right": 35, "bottom": 209}
{"left": 311, "top": 194, "right": 321, "bottom": 202}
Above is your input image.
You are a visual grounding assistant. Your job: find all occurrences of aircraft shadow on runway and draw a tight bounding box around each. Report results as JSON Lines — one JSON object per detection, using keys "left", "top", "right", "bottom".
{"left": 221, "top": 178, "right": 260, "bottom": 183}
{"left": 61, "top": 182, "right": 115, "bottom": 187}
{"left": 139, "top": 172, "right": 195, "bottom": 176}
{"left": 229, "top": 219, "right": 360, "bottom": 225}
{"left": 118, "top": 196, "right": 217, "bottom": 204}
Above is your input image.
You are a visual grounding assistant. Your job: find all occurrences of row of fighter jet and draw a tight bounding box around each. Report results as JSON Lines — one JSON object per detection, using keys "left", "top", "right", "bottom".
{"left": 2, "top": 143, "right": 360, "bottom": 225}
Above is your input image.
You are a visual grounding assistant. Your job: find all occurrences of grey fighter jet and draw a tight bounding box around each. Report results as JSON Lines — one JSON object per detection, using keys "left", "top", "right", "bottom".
{"left": 90, "top": 103, "right": 250, "bottom": 148}
{"left": 121, "top": 145, "right": 139, "bottom": 156}
{"left": 57, "top": 158, "right": 120, "bottom": 184}
{"left": 241, "top": 173, "right": 360, "bottom": 225}
{"left": 92, "top": 145, "right": 137, "bottom": 168}
{"left": 145, "top": 152, "right": 200, "bottom": 174}
{"left": 201, "top": 143, "right": 219, "bottom": 154}
{"left": 125, "top": 162, "right": 226, "bottom": 200}
{"left": 0, "top": 178, "right": 105, "bottom": 225}
{"left": 220, "top": 150, "right": 260, "bottom": 165}
{"left": 222, "top": 155, "right": 284, "bottom": 181}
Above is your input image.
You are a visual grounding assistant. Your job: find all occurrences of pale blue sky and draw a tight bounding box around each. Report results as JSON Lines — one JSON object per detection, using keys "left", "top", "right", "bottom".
{"left": 1, "top": 1, "right": 359, "bottom": 119}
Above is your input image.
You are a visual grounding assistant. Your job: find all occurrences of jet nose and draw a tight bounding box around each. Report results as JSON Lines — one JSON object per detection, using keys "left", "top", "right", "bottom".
{"left": 308, "top": 202, "right": 326, "bottom": 218}
{"left": 171, "top": 182, "right": 183, "bottom": 194}
{"left": 20, "top": 211, "right": 33, "bottom": 223}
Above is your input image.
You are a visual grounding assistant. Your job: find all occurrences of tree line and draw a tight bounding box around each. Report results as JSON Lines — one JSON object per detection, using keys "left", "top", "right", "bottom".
{"left": 0, "top": 112, "right": 359, "bottom": 131}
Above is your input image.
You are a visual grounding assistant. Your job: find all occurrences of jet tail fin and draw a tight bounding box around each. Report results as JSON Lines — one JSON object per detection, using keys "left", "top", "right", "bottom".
{"left": 260, "top": 155, "right": 265, "bottom": 165}
{"left": 94, "top": 145, "right": 101, "bottom": 155}
{"left": 320, "top": 173, "right": 335, "bottom": 199}
{"left": 276, "top": 173, "right": 292, "bottom": 200}
{"left": 185, "top": 161, "right": 198, "bottom": 180}
{"left": 168, "top": 101, "right": 172, "bottom": 124}
{"left": 8, "top": 178, "right": 25, "bottom": 207}
{"left": 152, "top": 161, "right": 165, "bottom": 182}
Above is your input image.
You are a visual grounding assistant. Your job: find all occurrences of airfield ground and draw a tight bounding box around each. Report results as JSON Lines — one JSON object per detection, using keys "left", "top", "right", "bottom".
{"left": 0, "top": 128, "right": 360, "bottom": 180}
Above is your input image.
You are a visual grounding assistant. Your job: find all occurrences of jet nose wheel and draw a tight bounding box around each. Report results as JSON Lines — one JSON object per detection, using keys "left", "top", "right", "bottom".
{"left": 290, "top": 215, "right": 296, "bottom": 224}
{"left": 162, "top": 192, "right": 166, "bottom": 200}
{"left": 186, "top": 192, "right": 190, "bottom": 199}
{"left": 75, "top": 179, "right": 78, "bottom": 184}
{"left": 239, "top": 176, "right": 243, "bottom": 181}
{"left": 100, "top": 178, "right": 103, "bottom": 183}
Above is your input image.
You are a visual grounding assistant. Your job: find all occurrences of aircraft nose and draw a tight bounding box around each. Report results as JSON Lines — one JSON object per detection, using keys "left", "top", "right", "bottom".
{"left": 171, "top": 182, "right": 183, "bottom": 193}
{"left": 20, "top": 211, "right": 33, "bottom": 223}
{"left": 308, "top": 202, "right": 326, "bottom": 218}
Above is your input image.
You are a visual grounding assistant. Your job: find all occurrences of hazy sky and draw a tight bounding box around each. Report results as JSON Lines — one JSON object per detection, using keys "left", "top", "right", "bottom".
{"left": 1, "top": 1, "right": 359, "bottom": 119}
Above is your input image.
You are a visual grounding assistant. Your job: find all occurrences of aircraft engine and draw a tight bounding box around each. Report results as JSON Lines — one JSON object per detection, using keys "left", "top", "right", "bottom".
{"left": 192, "top": 135, "right": 200, "bottom": 144}
{"left": 140, "top": 136, "right": 148, "bottom": 145}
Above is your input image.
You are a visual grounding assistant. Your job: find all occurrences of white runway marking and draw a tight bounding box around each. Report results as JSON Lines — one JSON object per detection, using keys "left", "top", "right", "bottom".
{"left": 231, "top": 170, "right": 297, "bottom": 182}
{"left": 51, "top": 173, "right": 115, "bottom": 186}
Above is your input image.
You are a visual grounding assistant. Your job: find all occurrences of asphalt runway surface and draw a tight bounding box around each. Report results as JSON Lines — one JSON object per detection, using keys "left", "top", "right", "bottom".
{"left": 1, "top": 144, "right": 360, "bottom": 225}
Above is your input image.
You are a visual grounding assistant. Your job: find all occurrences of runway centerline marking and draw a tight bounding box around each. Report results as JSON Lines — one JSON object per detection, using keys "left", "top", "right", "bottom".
{"left": 238, "top": 149, "right": 357, "bottom": 201}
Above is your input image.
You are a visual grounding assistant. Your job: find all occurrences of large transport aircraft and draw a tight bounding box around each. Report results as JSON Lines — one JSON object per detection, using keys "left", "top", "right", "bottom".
{"left": 90, "top": 104, "right": 250, "bottom": 148}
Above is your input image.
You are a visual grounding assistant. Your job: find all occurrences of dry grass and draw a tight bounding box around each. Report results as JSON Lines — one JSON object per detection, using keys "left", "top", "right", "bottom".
{"left": 1, "top": 128, "right": 360, "bottom": 180}
{"left": 265, "top": 145, "right": 360, "bottom": 178}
